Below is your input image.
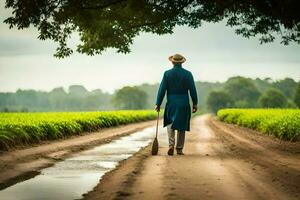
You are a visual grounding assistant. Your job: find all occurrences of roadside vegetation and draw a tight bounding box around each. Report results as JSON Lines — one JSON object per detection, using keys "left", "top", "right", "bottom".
{"left": 0, "top": 110, "right": 157, "bottom": 150}
{"left": 217, "top": 109, "right": 300, "bottom": 141}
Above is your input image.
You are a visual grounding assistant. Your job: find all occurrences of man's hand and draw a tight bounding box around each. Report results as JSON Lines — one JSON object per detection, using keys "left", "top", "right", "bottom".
{"left": 192, "top": 105, "right": 198, "bottom": 113}
{"left": 155, "top": 105, "right": 160, "bottom": 112}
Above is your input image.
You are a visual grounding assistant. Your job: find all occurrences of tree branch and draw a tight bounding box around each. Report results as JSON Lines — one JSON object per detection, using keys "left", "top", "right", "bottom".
{"left": 81, "top": 0, "right": 127, "bottom": 10}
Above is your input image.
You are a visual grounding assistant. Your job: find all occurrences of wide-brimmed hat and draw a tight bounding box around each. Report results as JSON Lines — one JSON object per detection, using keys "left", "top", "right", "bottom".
{"left": 168, "top": 54, "right": 186, "bottom": 63}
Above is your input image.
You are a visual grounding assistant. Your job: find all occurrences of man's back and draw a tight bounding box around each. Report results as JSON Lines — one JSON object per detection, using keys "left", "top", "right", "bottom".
{"left": 157, "top": 64, "right": 197, "bottom": 107}
{"left": 164, "top": 65, "right": 194, "bottom": 96}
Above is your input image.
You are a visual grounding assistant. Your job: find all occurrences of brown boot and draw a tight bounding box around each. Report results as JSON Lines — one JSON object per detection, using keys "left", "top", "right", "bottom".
{"left": 176, "top": 149, "right": 184, "bottom": 155}
{"left": 168, "top": 147, "right": 174, "bottom": 156}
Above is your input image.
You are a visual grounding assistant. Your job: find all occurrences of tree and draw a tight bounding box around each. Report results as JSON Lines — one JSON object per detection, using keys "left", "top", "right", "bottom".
{"left": 224, "top": 77, "right": 261, "bottom": 107}
{"left": 294, "top": 82, "right": 300, "bottom": 108}
{"left": 4, "top": 0, "right": 300, "bottom": 58}
{"left": 68, "top": 85, "right": 88, "bottom": 97}
{"left": 259, "top": 88, "right": 287, "bottom": 108}
{"left": 287, "top": 100, "right": 297, "bottom": 108}
{"left": 254, "top": 78, "right": 273, "bottom": 93}
{"left": 49, "top": 87, "right": 68, "bottom": 110}
{"left": 136, "top": 83, "right": 160, "bottom": 108}
{"left": 272, "top": 78, "right": 297, "bottom": 98}
{"left": 84, "top": 89, "right": 113, "bottom": 110}
{"left": 15, "top": 89, "right": 38, "bottom": 108}
{"left": 206, "top": 91, "right": 233, "bottom": 113}
{"left": 195, "top": 81, "right": 223, "bottom": 110}
{"left": 112, "top": 86, "right": 148, "bottom": 110}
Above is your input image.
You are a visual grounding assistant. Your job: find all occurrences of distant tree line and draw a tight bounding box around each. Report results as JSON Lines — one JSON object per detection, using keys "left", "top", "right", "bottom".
{"left": 0, "top": 77, "right": 299, "bottom": 112}
{"left": 206, "top": 77, "right": 300, "bottom": 113}
{"left": 0, "top": 85, "right": 113, "bottom": 112}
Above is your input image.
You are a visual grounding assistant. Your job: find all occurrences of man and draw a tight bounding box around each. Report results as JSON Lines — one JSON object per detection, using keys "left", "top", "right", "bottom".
{"left": 155, "top": 54, "right": 198, "bottom": 156}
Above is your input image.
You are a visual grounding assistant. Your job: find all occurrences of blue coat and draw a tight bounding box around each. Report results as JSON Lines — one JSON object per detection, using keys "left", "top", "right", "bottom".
{"left": 156, "top": 64, "right": 198, "bottom": 132}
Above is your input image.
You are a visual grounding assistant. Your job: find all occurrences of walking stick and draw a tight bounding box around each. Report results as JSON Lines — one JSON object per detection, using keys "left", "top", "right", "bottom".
{"left": 151, "top": 111, "right": 159, "bottom": 155}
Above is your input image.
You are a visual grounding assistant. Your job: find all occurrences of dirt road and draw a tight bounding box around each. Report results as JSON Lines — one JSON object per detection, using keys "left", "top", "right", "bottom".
{"left": 84, "top": 115, "right": 300, "bottom": 200}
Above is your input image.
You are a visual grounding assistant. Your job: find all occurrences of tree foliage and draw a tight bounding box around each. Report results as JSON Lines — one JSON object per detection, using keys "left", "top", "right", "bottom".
{"left": 4, "top": 0, "right": 300, "bottom": 58}
{"left": 112, "top": 86, "right": 148, "bottom": 110}
{"left": 294, "top": 82, "right": 300, "bottom": 108}
{"left": 272, "top": 78, "right": 297, "bottom": 98}
{"left": 259, "top": 88, "right": 287, "bottom": 108}
{"left": 206, "top": 90, "right": 233, "bottom": 113}
{"left": 224, "top": 77, "right": 261, "bottom": 107}
{"left": 206, "top": 77, "right": 298, "bottom": 112}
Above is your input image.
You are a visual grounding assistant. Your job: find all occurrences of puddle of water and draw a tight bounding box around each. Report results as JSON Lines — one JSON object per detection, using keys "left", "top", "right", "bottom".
{"left": 0, "top": 126, "right": 168, "bottom": 200}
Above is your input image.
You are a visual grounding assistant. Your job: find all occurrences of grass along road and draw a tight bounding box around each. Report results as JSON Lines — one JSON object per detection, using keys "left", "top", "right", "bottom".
{"left": 217, "top": 109, "right": 300, "bottom": 141}
{"left": 0, "top": 110, "right": 157, "bottom": 150}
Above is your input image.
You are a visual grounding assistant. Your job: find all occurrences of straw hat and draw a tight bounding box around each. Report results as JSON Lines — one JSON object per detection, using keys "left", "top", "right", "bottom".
{"left": 168, "top": 54, "right": 186, "bottom": 63}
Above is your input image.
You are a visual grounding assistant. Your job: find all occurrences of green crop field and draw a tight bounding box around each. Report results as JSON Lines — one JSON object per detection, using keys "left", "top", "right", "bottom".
{"left": 0, "top": 110, "right": 157, "bottom": 150}
{"left": 217, "top": 109, "right": 300, "bottom": 141}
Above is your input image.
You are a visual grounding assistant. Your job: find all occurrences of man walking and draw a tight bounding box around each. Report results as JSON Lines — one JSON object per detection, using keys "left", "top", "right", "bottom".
{"left": 155, "top": 54, "right": 198, "bottom": 155}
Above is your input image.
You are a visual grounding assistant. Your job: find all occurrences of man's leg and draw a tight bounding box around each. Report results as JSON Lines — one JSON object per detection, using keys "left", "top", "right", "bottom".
{"left": 167, "top": 124, "right": 175, "bottom": 155}
{"left": 176, "top": 131, "right": 185, "bottom": 155}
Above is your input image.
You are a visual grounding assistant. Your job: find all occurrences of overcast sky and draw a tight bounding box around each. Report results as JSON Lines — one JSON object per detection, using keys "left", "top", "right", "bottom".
{"left": 0, "top": 3, "right": 300, "bottom": 93}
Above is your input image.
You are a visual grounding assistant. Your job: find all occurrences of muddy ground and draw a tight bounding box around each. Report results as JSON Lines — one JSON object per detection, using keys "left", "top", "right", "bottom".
{"left": 0, "top": 120, "right": 156, "bottom": 189}
{"left": 83, "top": 115, "right": 300, "bottom": 200}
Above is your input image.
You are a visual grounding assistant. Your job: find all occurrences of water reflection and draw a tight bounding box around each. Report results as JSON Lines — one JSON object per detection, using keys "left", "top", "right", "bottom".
{"left": 0, "top": 126, "right": 167, "bottom": 200}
